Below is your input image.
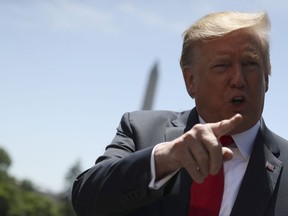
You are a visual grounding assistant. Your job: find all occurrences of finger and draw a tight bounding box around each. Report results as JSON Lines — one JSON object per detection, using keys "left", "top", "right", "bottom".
{"left": 181, "top": 151, "right": 205, "bottom": 183}
{"left": 222, "top": 147, "right": 233, "bottom": 161}
{"left": 209, "top": 114, "right": 241, "bottom": 174}
{"left": 209, "top": 146, "right": 234, "bottom": 175}
{"left": 184, "top": 160, "right": 204, "bottom": 183}
{"left": 210, "top": 113, "right": 243, "bottom": 138}
{"left": 189, "top": 142, "right": 210, "bottom": 178}
{"left": 206, "top": 140, "right": 223, "bottom": 175}
{"left": 195, "top": 131, "right": 222, "bottom": 176}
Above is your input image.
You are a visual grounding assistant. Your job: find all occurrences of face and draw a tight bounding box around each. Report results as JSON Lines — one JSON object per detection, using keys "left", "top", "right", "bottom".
{"left": 183, "top": 30, "right": 269, "bottom": 133}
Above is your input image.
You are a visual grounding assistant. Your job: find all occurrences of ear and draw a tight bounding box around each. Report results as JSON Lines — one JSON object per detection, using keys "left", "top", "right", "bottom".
{"left": 182, "top": 67, "right": 196, "bottom": 98}
{"left": 265, "top": 73, "right": 269, "bottom": 92}
{"left": 265, "top": 63, "right": 271, "bottom": 92}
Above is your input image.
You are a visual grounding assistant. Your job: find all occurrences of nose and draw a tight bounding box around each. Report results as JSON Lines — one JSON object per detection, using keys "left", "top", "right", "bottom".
{"left": 230, "top": 64, "right": 246, "bottom": 89}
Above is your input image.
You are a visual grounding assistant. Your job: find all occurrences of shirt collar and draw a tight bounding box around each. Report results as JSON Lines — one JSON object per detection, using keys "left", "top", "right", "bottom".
{"left": 198, "top": 116, "right": 260, "bottom": 161}
{"left": 231, "top": 122, "right": 259, "bottom": 161}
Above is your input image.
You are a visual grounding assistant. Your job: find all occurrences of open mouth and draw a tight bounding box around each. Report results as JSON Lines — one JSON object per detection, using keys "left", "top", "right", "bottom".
{"left": 231, "top": 96, "right": 245, "bottom": 104}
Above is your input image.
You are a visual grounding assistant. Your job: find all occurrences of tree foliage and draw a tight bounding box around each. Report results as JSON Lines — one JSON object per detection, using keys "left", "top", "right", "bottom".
{"left": 0, "top": 148, "right": 11, "bottom": 171}
{"left": 0, "top": 146, "right": 81, "bottom": 216}
{"left": 59, "top": 160, "right": 82, "bottom": 216}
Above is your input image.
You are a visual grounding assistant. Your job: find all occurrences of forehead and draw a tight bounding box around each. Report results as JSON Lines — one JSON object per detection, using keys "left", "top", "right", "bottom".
{"left": 195, "top": 30, "right": 263, "bottom": 57}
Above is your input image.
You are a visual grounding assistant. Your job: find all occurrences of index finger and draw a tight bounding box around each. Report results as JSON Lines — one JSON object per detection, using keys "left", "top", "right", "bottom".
{"left": 210, "top": 113, "right": 243, "bottom": 138}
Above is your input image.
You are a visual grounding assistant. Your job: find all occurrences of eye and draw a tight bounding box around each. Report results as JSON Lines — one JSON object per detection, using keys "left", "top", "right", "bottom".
{"left": 215, "top": 63, "right": 228, "bottom": 67}
{"left": 243, "top": 61, "right": 260, "bottom": 70}
{"left": 212, "top": 62, "right": 230, "bottom": 72}
{"left": 247, "top": 61, "right": 258, "bottom": 66}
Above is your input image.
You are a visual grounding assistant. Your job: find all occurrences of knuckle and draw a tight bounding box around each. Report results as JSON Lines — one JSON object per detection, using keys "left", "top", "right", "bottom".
{"left": 193, "top": 123, "right": 205, "bottom": 132}
{"left": 197, "top": 153, "right": 209, "bottom": 163}
{"left": 209, "top": 141, "right": 221, "bottom": 150}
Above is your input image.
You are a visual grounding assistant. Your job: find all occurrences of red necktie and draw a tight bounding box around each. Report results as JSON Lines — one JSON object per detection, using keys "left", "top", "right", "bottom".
{"left": 188, "top": 135, "right": 234, "bottom": 216}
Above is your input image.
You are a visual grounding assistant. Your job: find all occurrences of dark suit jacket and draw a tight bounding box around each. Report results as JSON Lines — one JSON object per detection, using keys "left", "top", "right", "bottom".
{"left": 72, "top": 108, "right": 288, "bottom": 216}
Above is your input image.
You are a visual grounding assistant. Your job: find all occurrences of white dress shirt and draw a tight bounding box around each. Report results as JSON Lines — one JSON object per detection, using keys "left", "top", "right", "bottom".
{"left": 149, "top": 118, "right": 260, "bottom": 216}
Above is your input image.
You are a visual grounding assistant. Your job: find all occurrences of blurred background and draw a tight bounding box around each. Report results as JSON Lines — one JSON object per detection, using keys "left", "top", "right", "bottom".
{"left": 1, "top": 0, "right": 288, "bottom": 214}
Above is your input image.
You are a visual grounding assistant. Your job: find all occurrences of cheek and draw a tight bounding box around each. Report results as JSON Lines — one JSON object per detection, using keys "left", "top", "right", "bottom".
{"left": 257, "top": 75, "right": 268, "bottom": 94}
{"left": 195, "top": 82, "right": 223, "bottom": 106}
{"left": 250, "top": 76, "right": 267, "bottom": 106}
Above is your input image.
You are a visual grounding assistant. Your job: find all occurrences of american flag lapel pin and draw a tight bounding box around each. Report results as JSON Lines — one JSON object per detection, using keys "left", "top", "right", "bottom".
{"left": 266, "top": 161, "right": 275, "bottom": 172}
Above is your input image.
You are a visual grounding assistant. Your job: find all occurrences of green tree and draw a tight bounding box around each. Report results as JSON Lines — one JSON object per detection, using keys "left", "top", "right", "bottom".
{"left": 0, "top": 146, "right": 62, "bottom": 216}
{"left": 0, "top": 147, "right": 11, "bottom": 174}
{"left": 8, "top": 189, "right": 60, "bottom": 216}
{"left": 0, "top": 147, "right": 14, "bottom": 215}
{"left": 59, "top": 160, "right": 82, "bottom": 216}
{"left": 0, "top": 146, "right": 87, "bottom": 216}
{"left": 62, "top": 160, "right": 82, "bottom": 200}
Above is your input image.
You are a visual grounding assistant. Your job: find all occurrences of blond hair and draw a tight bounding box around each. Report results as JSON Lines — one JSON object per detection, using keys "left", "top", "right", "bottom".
{"left": 180, "top": 11, "right": 271, "bottom": 75}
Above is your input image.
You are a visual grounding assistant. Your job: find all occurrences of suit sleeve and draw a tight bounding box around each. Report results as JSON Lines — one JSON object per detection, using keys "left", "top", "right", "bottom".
{"left": 71, "top": 112, "right": 171, "bottom": 216}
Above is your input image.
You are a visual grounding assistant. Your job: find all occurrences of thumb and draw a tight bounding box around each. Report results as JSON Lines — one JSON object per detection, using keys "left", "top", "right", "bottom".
{"left": 222, "top": 147, "right": 233, "bottom": 161}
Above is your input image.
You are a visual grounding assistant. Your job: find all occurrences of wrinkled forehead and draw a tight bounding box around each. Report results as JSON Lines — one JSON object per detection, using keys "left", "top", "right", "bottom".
{"left": 194, "top": 29, "right": 264, "bottom": 57}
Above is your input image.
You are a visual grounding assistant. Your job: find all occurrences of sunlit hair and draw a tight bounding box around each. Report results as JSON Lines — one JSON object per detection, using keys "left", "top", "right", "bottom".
{"left": 180, "top": 11, "right": 271, "bottom": 75}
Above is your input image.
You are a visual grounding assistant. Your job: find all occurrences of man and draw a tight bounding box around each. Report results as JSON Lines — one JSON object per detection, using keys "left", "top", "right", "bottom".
{"left": 72, "top": 11, "right": 288, "bottom": 216}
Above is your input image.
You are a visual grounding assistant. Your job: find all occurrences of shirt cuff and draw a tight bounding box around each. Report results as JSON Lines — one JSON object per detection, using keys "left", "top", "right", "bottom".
{"left": 148, "top": 143, "right": 179, "bottom": 190}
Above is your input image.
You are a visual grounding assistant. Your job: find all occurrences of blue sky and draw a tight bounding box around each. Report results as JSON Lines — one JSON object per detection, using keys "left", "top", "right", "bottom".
{"left": 1, "top": 0, "right": 288, "bottom": 193}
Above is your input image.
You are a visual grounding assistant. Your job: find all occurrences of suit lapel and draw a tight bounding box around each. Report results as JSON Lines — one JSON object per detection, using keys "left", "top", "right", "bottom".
{"left": 230, "top": 120, "right": 283, "bottom": 216}
{"left": 165, "top": 127, "right": 185, "bottom": 142}
{"left": 164, "top": 108, "right": 199, "bottom": 142}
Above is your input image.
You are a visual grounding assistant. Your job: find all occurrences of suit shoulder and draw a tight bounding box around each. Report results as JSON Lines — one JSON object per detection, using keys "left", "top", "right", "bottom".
{"left": 271, "top": 131, "right": 288, "bottom": 150}
{"left": 263, "top": 126, "right": 288, "bottom": 155}
{"left": 125, "top": 110, "right": 190, "bottom": 123}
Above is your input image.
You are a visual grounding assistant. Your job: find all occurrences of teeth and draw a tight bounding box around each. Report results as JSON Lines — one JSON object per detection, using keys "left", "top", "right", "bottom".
{"left": 232, "top": 97, "right": 243, "bottom": 102}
